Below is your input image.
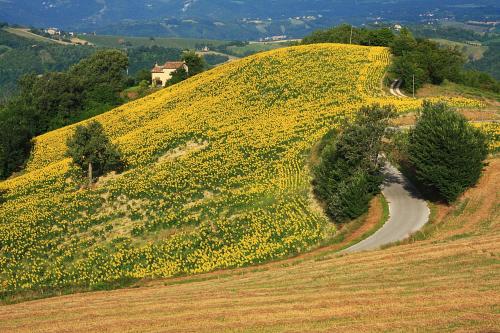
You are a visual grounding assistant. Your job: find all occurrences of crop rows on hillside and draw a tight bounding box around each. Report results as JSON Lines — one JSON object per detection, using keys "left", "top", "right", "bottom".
{"left": 0, "top": 44, "right": 483, "bottom": 294}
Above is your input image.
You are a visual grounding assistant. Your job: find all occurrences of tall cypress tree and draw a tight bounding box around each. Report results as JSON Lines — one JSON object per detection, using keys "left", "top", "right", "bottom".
{"left": 408, "top": 102, "right": 488, "bottom": 203}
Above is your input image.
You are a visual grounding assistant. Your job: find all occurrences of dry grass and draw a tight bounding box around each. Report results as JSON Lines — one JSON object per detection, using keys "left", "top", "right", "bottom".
{"left": 0, "top": 161, "right": 498, "bottom": 332}
{"left": 419, "top": 158, "right": 500, "bottom": 242}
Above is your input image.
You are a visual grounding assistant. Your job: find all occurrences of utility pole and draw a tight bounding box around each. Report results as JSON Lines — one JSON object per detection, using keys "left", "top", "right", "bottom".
{"left": 349, "top": 26, "right": 353, "bottom": 44}
{"left": 412, "top": 74, "right": 415, "bottom": 98}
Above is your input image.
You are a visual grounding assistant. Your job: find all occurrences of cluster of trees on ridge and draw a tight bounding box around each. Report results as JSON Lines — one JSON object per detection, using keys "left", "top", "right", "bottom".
{"left": 302, "top": 24, "right": 395, "bottom": 47}
{"left": 302, "top": 24, "right": 500, "bottom": 93}
{"left": 313, "top": 102, "right": 489, "bottom": 224}
{"left": 0, "top": 47, "right": 207, "bottom": 180}
{"left": 0, "top": 49, "right": 128, "bottom": 179}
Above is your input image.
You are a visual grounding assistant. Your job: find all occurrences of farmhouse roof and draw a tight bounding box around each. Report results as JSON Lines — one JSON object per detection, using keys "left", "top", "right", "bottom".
{"left": 151, "top": 61, "right": 186, "bottom": 73}
{"left": 151, "top": 65, "right": 164, "bottom": 73}
{"left": 164, "top": 61, "right": 186, "bottom": 69}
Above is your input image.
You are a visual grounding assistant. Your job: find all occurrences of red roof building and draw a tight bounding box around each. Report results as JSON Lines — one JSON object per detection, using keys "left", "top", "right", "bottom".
{"left": 151, "top": 61, "right": 189, "bottom": 87}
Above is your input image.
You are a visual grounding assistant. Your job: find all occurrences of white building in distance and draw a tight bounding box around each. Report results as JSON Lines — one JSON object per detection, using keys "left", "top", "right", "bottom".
{"left": 151, "top": 61, "right": 188, "bottom": 87}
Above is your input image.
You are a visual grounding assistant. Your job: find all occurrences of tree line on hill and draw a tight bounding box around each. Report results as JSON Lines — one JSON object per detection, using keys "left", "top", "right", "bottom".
{"left": 313, "top": 105, "right": 395, "bottom": 222}
{"left": 302, "top": 24, "right": 395, "bottom": 47}
{"left": 302, "top": 24, "right": 500, "bottom": 93}
{"left": 0, "top": 46, "right": 208, "bottom": 180}
{"left": 0, "top": 23, "right": 222, "bottom": 101}
{"left": 0, "top": 49, "right": 128, "bottom": 179}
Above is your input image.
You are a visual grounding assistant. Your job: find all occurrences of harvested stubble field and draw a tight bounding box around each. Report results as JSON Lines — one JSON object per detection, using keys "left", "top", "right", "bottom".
{"left": 0, "top": 159, "right": 498, "bottom": 332}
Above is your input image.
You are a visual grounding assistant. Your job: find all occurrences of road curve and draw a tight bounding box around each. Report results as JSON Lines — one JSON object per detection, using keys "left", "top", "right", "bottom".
{"left": 389, "top": 79, "right": 407, "bottom": 98}
{"left": 341, "top": 163, "right": 430, "bottom": 253}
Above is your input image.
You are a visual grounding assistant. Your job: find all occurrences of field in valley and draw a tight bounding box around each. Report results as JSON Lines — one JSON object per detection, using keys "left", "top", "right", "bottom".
{"left": 80, "top": 34, "right": 227, "bottom": 50}
{"left": 431, "top": 38, "right": 487, "bottom": 61}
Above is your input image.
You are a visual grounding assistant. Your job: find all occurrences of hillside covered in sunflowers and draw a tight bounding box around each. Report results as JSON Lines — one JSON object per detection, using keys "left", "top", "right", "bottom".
{"left": 0, "top": 44, "right": 485, "bottom": 295}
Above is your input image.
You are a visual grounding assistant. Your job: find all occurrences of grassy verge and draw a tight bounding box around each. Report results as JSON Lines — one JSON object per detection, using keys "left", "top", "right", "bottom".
{"left": 336, "top": 195, "right": 389, "bottom": 252}
{"left": 313, "top": 194, "right": 390, "bottom": 256}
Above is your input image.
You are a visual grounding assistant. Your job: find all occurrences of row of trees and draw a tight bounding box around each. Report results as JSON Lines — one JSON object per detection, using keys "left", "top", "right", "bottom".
{"left": 301, "top": 24, "right": 500, "bottom": 93}
{"left": 302, "top": 24, "right": 396, "bottom": 47}
{"left": 0, "top": 49, "right": 128, "bottom": 179}
{"left": 390, "top": 28, "right": 500, "bottom": 92}
{"left": 314, "top": 102, "right": 489, "bottom": 225}
{"left": 313, "top": 105, "right": 395, "bottom": 222}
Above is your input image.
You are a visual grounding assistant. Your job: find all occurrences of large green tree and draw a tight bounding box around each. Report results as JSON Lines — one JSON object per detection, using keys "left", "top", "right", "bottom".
{"left": 168, "top": 67, "right": 188, "bottom": 85}
{"left": 407, "top": 102, "right": 488, "bottom": 203}
{"left": 66, "top": 120, "right": 125, "bottom": 186}
{"left": 182, "top": 51, "right": 207, "bottom": 77}
{"left": 314, "top": 104, "right": 396, "bottom": 222}
{"left": 0, "top": 50, "right": 130, "bottom": 180}
{"left": 69, "top": 49, "right": 128, "bottom": 95}
{"left": 0, "top": 109, "right": 32, "bottom": 179}
{"left": 15, "top": 72, "right": 85, "bottom": 133}
{"left": 390, "top": 28, "right": 417, "bottom": 56}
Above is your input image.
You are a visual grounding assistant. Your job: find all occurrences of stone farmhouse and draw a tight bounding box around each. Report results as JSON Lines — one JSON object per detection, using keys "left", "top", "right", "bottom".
{"left": 151, "top": 61, "right": 189, "bottom": 87}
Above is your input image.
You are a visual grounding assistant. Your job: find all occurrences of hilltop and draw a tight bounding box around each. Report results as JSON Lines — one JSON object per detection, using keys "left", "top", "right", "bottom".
{"left": 0, "top": 43, "right": 485, "bottom": 300}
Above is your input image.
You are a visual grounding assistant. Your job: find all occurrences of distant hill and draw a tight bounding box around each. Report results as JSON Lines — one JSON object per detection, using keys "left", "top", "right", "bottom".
{"left": 0, "top": 28, "right": 94, "bottom": 99}
{"left": 1, "top": 0, "right": 499, "bottom": 39}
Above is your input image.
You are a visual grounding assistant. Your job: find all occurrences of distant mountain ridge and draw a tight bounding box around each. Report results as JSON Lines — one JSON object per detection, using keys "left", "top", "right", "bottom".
{"left": 1, "top": 0, "right": 499, "bottom": 39}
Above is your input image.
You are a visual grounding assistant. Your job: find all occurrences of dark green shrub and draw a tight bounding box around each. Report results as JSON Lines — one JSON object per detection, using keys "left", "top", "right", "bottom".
{"left": 313, "top": 104, "right": 395, "bottom": 223}
{"left": 407, "top": 102, "right": 488, "bottom": 203}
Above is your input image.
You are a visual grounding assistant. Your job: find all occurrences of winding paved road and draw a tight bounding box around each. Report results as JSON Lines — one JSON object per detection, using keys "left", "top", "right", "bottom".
{"left": 342, "top": 163, "right": 430, "bottom": 253}
{"left": 390, "top": 79, "right": 407, "bottom": 98}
